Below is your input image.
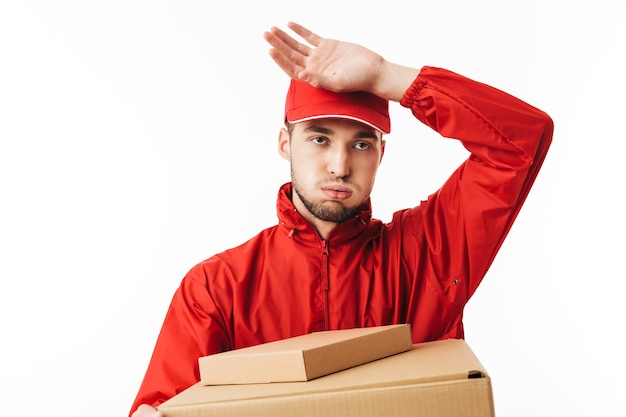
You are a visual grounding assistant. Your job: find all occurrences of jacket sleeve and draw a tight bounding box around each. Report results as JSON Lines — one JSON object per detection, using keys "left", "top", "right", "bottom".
{"left": 400, "top": 66, "right": 553, "bottom": 307}
{"left": 128, "top": 259, "right": 232, "bottom": 415}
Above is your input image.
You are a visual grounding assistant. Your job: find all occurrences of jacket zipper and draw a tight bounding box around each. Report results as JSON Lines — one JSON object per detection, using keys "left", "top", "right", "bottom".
{"left": 321, "top": 240, "right": 330, "bottom": 330}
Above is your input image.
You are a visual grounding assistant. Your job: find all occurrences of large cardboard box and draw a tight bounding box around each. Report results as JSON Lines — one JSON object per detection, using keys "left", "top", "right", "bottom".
{"left": 159, "top": 337, "right": 494, "bottom": 417}
{"left": 199, "top": 324, "right": 413, "bottom": 384}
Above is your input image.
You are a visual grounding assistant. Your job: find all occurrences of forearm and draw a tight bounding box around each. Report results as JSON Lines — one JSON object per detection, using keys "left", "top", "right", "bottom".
{"left": 372, "top": 61, "right": 421, "bottom": 103}
{"left": 401, "top": 66, "right": 553, "bottom": 159}
{"left": 130, "top": 268, "right": 231, "bottom": 415}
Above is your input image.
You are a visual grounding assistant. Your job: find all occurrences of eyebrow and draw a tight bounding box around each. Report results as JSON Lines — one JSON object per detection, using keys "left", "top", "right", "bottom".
{"left": 303, "top": 124, "right": 380, "bottom": 140}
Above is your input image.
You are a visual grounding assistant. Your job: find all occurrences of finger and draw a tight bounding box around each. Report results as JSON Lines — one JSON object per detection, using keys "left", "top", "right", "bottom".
{"left": 263, "top": 29, "right": 308, "bottom": 67}
{"left": 267, "top": 48, "right": 304, "bottom": 79}
{"left": 267, "top": 26, "right": 311, "bottom": 57}
{"left": 133, "top": 404, "right": 163, "bottom": 417}
{"left": 287, "top": 22, "right": 323, "bottom": 47}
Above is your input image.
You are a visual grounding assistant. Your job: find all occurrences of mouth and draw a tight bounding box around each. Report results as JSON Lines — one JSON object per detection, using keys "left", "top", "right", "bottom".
{"left": 321, "top": 185, "right": 353, "bottom": 200}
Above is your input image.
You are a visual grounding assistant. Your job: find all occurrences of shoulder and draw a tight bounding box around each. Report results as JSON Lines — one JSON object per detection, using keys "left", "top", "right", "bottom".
{"left": 189, "top": 225, "right": 281, "bottom": 273}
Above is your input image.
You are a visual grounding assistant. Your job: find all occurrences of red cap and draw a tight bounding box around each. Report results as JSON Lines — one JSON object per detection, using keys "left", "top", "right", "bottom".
{"left": 284, "top": 79, "right": 390, "bottom": 134}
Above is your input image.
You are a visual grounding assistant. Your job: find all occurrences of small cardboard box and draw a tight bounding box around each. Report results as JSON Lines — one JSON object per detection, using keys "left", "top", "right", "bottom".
{"left": 198, "top": 324, "right": 413, "bottom": 384}
{"left": 159, "top": 338, "right": 494, "bottom": 417}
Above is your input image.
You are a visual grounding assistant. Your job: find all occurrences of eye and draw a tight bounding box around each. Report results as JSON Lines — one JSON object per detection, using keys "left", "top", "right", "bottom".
{"left": 354, "top": 141, "right": 371, "bottom": 150}
{"left": 311, "top": 136, "right": 328, "bottom": 145}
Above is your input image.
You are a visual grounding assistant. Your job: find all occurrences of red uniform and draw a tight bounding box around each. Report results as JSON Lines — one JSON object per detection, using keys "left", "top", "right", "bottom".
{"left": 130, "top": 66, "right": 553, "bottom": 414}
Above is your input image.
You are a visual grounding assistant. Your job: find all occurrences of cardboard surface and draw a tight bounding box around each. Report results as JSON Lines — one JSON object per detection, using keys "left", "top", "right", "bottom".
{"left": 160, "top": 338, "right": 495, "bottom": 417}
{"left": 198, "top": 324, "right": 413, "bottom": 384}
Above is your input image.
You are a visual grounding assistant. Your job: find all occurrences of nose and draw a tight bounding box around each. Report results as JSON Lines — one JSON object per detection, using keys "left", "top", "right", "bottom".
{"left": 327, "top": 147, "right": 350, "bottom": 178}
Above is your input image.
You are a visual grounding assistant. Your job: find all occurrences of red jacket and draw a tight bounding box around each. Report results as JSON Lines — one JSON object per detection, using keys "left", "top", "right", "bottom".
{"left": 130, "top": 66, "right": 553, "bottom": 414}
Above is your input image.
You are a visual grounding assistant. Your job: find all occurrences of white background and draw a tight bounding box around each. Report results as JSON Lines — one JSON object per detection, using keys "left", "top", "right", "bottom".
{"left": 1, "top": 1, "right": 624, "bottom": 416}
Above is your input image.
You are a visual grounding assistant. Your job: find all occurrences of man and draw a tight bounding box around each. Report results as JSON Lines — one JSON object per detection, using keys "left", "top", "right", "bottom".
{"left": 130, "top": 22, "right": 553, "bottom": 416}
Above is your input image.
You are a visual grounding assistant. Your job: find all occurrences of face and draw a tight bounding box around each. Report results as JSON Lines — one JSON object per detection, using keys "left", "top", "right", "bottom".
{"left": 278, "top": 118, "right": 385, "bottom": 225}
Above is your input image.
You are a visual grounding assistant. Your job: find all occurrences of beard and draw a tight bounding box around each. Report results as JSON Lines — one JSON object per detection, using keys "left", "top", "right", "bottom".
{"left": 291, "top": 175, "right": 361, "bottom": 223}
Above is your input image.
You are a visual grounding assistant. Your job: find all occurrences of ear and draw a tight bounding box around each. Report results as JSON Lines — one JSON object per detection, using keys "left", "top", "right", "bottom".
{"left": 278, "top": 127, "right": 291, "bottom": 161}
{"left": 378, "top": 139, "right": 386, "bottom": 165}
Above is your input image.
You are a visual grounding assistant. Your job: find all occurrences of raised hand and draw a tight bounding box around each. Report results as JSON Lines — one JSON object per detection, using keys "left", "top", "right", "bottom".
{"left": 263, "top": 22, "right": 419, "bottom": 102}
{"left": 263, "top": 22, "right": 385, "bottom": 94}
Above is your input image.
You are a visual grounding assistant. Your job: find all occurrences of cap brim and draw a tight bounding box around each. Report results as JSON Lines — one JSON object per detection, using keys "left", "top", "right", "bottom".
{"left": 287, "top": 114, "right": 389, "bottom": 134}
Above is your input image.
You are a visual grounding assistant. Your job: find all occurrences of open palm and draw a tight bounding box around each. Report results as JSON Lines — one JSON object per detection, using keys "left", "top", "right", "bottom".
{"left": 264, "top": 22, "right": 384, "bottom": 94}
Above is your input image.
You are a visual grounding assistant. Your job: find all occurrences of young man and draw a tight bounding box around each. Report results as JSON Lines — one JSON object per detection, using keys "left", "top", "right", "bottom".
{"left": 130, "top": 22, "right": 553, "bottom": 417}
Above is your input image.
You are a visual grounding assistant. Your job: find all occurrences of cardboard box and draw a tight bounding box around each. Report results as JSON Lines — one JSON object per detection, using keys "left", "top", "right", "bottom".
{"left": 159, "top": 338, "right": 494, "bottom": 417}
{"left": 199, "top": 324, "right": 413, "bottom": 384}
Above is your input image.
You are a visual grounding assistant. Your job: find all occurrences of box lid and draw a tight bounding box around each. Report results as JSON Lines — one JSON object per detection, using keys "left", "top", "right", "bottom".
{"left": 198, "top": 324, "right": 413, "bottom": 384}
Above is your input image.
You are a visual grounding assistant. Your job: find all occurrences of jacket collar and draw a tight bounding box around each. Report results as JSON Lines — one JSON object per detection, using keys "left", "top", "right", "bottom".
{"left": 276, "top": 182, "right": 374, "bottom": 244}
